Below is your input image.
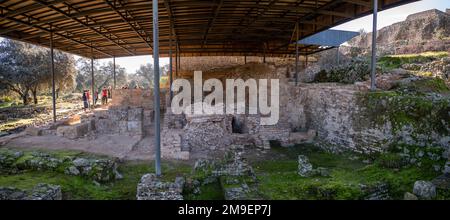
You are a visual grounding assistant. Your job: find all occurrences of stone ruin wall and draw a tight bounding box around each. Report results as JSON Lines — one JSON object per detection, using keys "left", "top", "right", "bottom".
{"left": 111, "top": 88, "right": 168, "bottom": 110}
{"left": 44, "top": 62, "right": 449, "bottom": 160}
{"left": 282, "top": 82, "right": 449, "bottom": 154}
{"left": 54, "top": 89, "right": 171, "bottom": 140}
{"left": 161, "top": 63, "right": 449, "bottom": 160}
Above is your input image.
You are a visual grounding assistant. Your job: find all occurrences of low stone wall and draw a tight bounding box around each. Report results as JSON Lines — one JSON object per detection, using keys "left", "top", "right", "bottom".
{"left": 111, "top": 89, "right": 167, "bottom": 110}
{"left": 136, "top": 174, "right": 184, "bottom": 200}
{"left": 0, "top": 149, "right": 122, "bottom": 182}
{"left": 0, "top": 184, "right": 62, "bottom": 200}
{"left": 161, "top": 108, "right": 315, "bottom": 160}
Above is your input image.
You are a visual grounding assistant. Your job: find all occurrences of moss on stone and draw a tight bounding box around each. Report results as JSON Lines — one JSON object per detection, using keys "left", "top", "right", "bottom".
{"left": 359, "top": 91, "right": 449, "bottom": 136}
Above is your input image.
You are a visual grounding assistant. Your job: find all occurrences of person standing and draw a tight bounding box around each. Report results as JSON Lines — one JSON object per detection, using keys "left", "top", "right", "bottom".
{"left": 86, "top": 90, "right": 91, "bottom": 109}
{"left": 94, "top": 91, "right": 98, "bottom": 106}
{"left": 82, "top": 91, "right": 88, "bottom": 112}
{"left": 101, "top": 87, "right": 108, "bottom": 105}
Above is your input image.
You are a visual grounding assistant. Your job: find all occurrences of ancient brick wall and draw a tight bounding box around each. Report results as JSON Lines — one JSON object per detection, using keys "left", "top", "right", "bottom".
{"left": 111, "top": 89, "right": 167, "bottom": 110}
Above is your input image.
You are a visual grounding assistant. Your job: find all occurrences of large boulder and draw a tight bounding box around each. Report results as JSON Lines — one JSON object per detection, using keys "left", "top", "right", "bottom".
{"left": 413, "top": 180, "right": 436, "bottom": 199}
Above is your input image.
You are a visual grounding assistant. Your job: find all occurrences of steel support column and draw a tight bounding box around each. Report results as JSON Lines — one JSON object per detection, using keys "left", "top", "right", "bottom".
{"left": 177, "top": 43, "right": 181, "bottom": 72}
{"left": 169, "top": 21, "right": 173, "bottom": 100}
{"left": 113, "top": 56, "right": 116, "bottom": 89}
{"left": 50, "top": 31, "right": 56, "bottom": 122}
{"left": 370, "top": 0, "right": 378, "bottom": 91}
{"left": 91, "top": 47, "right": 95, "bottom": 108}
{"left": 295, "top": 23, "right": 299, "bottom": 86}
{"left": 175, "top": 44, "right": 178, "bottom": 77}
{"left": 153, "top": 0, "right": 162, "bottom": 177}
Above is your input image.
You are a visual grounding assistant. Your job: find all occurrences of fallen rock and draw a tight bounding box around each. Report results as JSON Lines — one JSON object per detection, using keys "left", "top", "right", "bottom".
{"left": 315, "top": 167, "right": 331, "bottom": 177}
{"left": 413, "top": 180, "right": 436, "bottom": 199}
{"left": 29, "top": 183, "right": 62, "bottom": 200}
{"left": 404, "top": 192, "right": 418, "bottom": 200}
{"left": 431, "top": 174, "right": 450, "bottom": 190}
{"left": 298, "top": 155, "right": 314, "bottom": 177}
{"left": 360, "top": 182, "right": 391, "bottom": 200}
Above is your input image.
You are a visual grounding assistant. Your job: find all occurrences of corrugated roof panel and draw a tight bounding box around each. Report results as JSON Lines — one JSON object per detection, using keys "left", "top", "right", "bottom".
{"left": 298, "top": 29, "right": 359, "bottom": 47}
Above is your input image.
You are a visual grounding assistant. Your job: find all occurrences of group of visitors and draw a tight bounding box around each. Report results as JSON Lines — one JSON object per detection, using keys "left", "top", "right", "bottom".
{"left": 82, "top": 86, "right": 112, "bottom": 111}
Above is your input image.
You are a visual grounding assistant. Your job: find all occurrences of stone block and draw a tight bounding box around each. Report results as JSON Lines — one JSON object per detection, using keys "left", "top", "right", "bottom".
{"left": 128, "top": 121, "right": 143, "bottom": 134}
{"left": 25, "top": 126, "right": 42, "bottom": 136}
{"left": 143, "top": 110, "right": 153, "bottom": 126}
{"left": 86, "top": 119, "right": 96, "bottom": 131}
{"left": 108, "top": 107, "right": 128, "bottom": 121}
{"left": 118, "top": 121, "right": 128, "bottom": 134}
{"left": 128, "top": 108, "right": 143, "bottom": 121}
{"left": 56, "top": 123, "right": 89, "bottom": 139}
{"left": 95, "top": 119, "right": 118, "bottom": 134}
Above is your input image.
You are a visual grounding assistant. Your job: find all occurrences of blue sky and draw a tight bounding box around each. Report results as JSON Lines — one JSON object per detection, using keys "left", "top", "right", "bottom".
{"left": 1, "top": 0, "right": 449, "bottom": 73}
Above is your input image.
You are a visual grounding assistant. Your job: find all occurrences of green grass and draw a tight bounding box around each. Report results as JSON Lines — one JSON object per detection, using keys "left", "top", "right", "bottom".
{"left": 0, "top": 102, "right": 13, "bottom": 109}
{"left": 378, "top": 51, "right": 449, "bottom": 70}
{"left": 251, "top": 144, "right": 446, "bottom": 200}
{"left": 184, "top": 182, "right": 225, "bottom": 200}
{"left": 0, "top": 157, "right": 192, "bottom": 200}
{"left": 402, "top": 78, "right": 450, "bottom": 94}
{"left": 1, "top": 146, "right": 448, "bottom": 200}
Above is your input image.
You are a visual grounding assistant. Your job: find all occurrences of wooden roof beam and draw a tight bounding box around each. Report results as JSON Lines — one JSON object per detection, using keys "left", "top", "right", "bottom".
{"left": 32, "top": 0, "right": 135, "bottom": 56}
{"left": 103, "top": 0, "right": 153, "bottom": 49}
{"left": 0, "top": 13, "right": 112, "bottom": 57}
{"left": 342, "top": 0, "right": 371, "bottom": 7}
{"left": 163, "top": 0, "right": 180, "bottom": 47}
{"left": 201, "top": 0, "right": 223, "bottom": 48}
{"left": 2, "top": 0, "right": 66, "bottom": 17}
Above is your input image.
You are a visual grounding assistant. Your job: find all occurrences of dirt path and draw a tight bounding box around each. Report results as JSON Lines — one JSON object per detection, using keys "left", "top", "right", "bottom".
{"left": 3, "top": 133, "right": 144, "bottom": 160}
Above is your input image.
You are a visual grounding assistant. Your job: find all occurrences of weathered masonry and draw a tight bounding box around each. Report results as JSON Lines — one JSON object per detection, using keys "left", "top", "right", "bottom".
{"left": 0, "top": 0, "right": 420, "bottom": 174}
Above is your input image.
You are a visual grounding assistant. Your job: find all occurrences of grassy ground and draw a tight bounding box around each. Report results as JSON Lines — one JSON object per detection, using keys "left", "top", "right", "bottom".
{"left": 378, "top": 51, "right": 448, "bottom": 70}
{"left": 0, "top": 95, "right": 82, "bottom": 132}
{"left": 0, "top": 148, "right": 192, "bottom": 200}
{"left": 0, "top": 145, "right": 447, "bottom": 200}
{"left": 250, "top": 144, "right": 446, "bottom": 200}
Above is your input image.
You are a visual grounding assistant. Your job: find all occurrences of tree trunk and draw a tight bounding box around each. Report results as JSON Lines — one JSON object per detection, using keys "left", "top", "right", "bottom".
{"left": 32, "top": 88, "right": 38, "bottom": 105}
{"left": 22, "top": 94, "right": 29, "bottom": 105}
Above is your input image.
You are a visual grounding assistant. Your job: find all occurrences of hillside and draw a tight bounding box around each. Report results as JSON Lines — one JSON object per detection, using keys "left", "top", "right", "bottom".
{"left": 348, "top": 9, "right": 450, "bottom": 55}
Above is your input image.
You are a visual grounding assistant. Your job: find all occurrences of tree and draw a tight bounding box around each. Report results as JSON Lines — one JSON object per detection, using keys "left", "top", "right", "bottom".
{"left": 134, "top": 63, "right": 169, "bottom": 89}
{"left": 0, "top": 40, "right": 40, "bottom": 105}
{"left": 75, "top": 58, "right": 127, "bottom": 92}
{"left": 0, "top": 39, "right": 76, "bottom": 105}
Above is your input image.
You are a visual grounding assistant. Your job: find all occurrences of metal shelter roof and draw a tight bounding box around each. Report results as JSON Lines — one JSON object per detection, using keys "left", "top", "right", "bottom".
{"left": 297, "top": 29, "right": 359, "bottom": 47}
{"left": 0, "top": 0, "right": 418, "bottom": 59}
